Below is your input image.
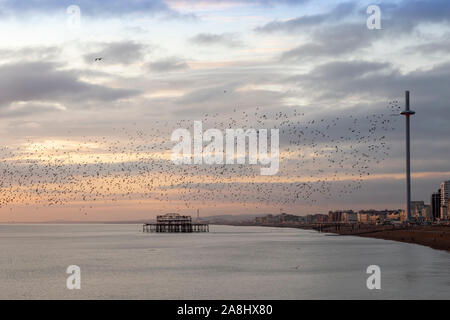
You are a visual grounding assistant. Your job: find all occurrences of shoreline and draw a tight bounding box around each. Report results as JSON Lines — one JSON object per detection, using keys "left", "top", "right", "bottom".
{"left": 2, "top": 222, "right": 449, "bottom": 252}
{"left": 343, "top": 226, "right": 450, "bottom": 252}
{"left": 217, "top": 222, "right": 450, "bottom": 252}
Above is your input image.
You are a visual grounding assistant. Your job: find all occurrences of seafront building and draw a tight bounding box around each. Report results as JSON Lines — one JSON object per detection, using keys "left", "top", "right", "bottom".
{"left": 255, "top": 210, "right": 404, "bottom": 226}
{"left": 431, "top": 191, "right": 441, "bottom": 220}
{"left": 386, "top": 211, "right": 405, "bottom": 221}
{"left": 255, "top": 213, "right": 305, "bottom": 225}
{"left": 357, "top": 211, "right": 382, "bottom": 223}
{"left": 410, "top": 201, "right": 431, "bottom": 221}
{"left": 251, "top": 179, "right": 450, "bottom": 226}
{"left": 342, "top": 211, "right": 358, "bottom": 222}
{"left": 328, "top": 210, "right": 356, "bottom": 223}
{"left": 440, "top": 181, "right": 450, "bottom": 220}
{"left": 314, "top": 214, "right": 328, "bottom": 223}
{"left": 253, "top": 202, "right": 443, "bottom": 227}
{"left": 423, "top": 205, "right": 431, "bottom": 220}
{"left": 448, "top": 199, "right": 450, "bottom": 221}
{"left": 328, "top": 211, "right": 343, "bottom": 222}
{"left": 356, "top": 209, "right": 404, "bottom": 223}
{"left": 252, "top": 180, "right": 450, "bottom": 226}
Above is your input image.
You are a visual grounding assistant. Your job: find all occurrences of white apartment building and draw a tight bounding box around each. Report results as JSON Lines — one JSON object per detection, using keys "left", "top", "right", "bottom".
{"left": 440, "top": 180, "right": 450, "bottom": 220}
{"left": 411, "top": 201, "right": 425, "bottom": 218}
{"left": 343, "top": 211, "right": 357, "bottom": 222}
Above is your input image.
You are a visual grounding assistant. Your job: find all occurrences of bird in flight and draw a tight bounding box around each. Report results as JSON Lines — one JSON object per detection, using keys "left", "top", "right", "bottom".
{"left": 94, "top": 57, "right": 103, "bottom": 61}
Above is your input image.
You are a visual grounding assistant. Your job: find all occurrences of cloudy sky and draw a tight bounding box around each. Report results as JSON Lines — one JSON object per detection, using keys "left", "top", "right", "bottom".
{"left": 0, "top": 0, "right": 449, "bottom": 222}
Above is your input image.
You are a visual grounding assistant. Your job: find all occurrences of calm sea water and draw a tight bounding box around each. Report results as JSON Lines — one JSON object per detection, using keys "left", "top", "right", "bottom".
{"left": 0, "top": 224, "right": 448, "bottom": 299}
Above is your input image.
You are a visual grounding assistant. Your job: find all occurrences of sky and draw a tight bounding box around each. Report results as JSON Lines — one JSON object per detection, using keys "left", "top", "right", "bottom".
{"left": 0, "top": 0, "right": 449, "bottom": 222}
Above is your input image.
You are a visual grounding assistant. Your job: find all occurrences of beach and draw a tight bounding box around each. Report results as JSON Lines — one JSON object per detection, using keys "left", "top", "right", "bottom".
{"left": 353, "top": 226, "right": 450, "bottom": 252}
{"left": 223, "top": 222, "right": 450, "bottom": 252}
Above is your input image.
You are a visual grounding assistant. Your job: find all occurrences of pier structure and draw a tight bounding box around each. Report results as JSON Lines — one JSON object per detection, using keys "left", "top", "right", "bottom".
{"left": 143, "top": 213, "right": 209, "bottom": 233}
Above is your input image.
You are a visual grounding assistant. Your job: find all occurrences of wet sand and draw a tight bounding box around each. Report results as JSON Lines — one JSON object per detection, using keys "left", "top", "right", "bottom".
{"left": 307, "top": 224, "right": 450, "bottom": 252}
{"left": 220, "top": 222, "right": 450, "bottom": 252}
{"left": 350, "top": 226, "right": 450, "bottom": 252}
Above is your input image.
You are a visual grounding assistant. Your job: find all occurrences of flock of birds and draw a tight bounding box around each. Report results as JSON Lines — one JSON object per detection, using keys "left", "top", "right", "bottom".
{"left": 0, "top": 100, "right": 403, "bottom": 215}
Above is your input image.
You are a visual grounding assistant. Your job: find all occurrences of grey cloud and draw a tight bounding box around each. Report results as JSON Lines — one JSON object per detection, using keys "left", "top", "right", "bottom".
{"left": 0, "top": 0, "right": 171, "bottom": 16}
{"left": 260, "top": 0, "right": 450, "bottom": 63}
{"left": 0, "top": 0, "right": 310, "bottom": 17}
{"left": 174, "top": 85, "right": 286, "bottom": 118}
{"left": 178, "top": 85, "right": 240, "bottom": 105}
{"left": 255, "top": 15, "right": 327, "bottom": 33}
{"left": 148, "top": 58, "right": 189, "bottom": 72}
{"left": 83, "top": 41, "right": 147, "bottom": 65}
{"left": 0, "top": 61, "right": 139, "bottom": 108}
{"left": 281, "top": 23, "right": 381, "bottom": 61}
{"left": 407, "top": 37, "right": 450, "bottom": 54}
{"left": 292, "top": 60, "right": 450, "bottom": 101}
{"left": 0, "top": 101, "right": 65, "bottom": 118}
{"left": 382, "top": 0, "right": 450, "bottom": 33}
{"left": 286, "top": 59, "right": 450, "bottom": 143}
{"left": 189, "top": 33, "right": 243, "bottom": 47}
{"left": 290, "top": 60, "right": 391, "bottom": 83}
{"left": 256, "top": 2, "right": 357, "bottom": 33}
{"left": 0, "top": 46, "right": 61, "bottom": 62}
{"left": 257, "top": 0, "right": 450, "bottom": 36}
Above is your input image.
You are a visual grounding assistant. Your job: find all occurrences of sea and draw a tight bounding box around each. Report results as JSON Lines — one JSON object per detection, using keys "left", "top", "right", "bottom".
{"left": 0, "top": 224, "right": 448, "bottom": 299}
